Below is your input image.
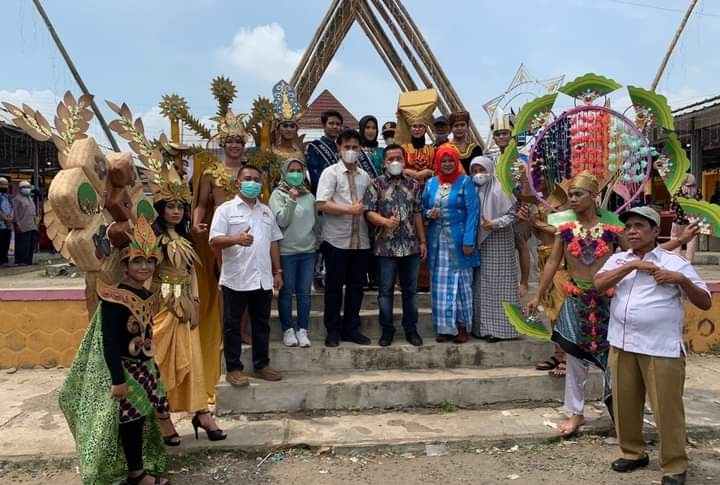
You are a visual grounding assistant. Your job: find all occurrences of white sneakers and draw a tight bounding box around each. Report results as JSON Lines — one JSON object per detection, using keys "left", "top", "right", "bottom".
{"left": 283, "top": 329, "right": 298, "bottom": 347}
{"left": 296, "top": 329, "right": 311, "bottom": 348}
{"left": 283, "top": 328, "right": 312, "bottom": 348}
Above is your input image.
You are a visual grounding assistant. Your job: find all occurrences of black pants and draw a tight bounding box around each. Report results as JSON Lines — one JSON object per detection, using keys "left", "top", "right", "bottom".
{"left": 14, "top": 230, "right": 36, "bottom": 265}
{"left": 222, "top": 286, "right": 272, "bottom": 372}
{"left": 0, "top": 228, "right": 10, "bottom": 264}
{"left": 119, "top": 416, "right": 145, "bottom": 472}
{"left": 320, "top": 241, "right": 370, "bottom": 337}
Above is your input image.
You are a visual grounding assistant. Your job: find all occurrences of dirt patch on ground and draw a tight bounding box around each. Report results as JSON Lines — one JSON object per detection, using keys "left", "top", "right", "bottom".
{"left": 3, "top": 437, "right": 719, "bottom": 484}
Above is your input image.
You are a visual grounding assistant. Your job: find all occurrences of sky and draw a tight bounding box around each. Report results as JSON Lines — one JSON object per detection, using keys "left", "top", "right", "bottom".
{"left": 1, "top": 0, "right": 718, "bottom": 149}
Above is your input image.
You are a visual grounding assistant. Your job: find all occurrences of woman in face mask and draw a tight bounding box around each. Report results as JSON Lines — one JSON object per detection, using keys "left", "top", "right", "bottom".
{"left": 269, "top": 158, "right": 318, "bottom": 348}
{"left": 421, "top": 145, "right": 479, "bottom": 344}
{"left": 358, "top": 115, "right": 383, "bottom": 178}
{"left": 469, "top": 156, "right": 521, "bottom": 342}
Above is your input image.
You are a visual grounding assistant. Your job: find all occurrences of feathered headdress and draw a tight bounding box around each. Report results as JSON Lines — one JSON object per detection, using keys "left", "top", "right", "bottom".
{"left": 272, "top": 80, "right": 302, "bottom": 123}
{"left": 120, "top": 215, "right": 162, "bottom": 262}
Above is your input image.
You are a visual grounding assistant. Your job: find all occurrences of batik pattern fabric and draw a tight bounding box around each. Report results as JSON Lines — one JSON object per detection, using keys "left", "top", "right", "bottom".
{"left": 362, "top": 174, "right": 421, "bottom": 257}
{"left": 472, "top": 225, "right": 520, "bottom": 339}
{"left": 58, "top": 307, "right": 167, "bottom": 485}
{"left": 431, "top": 231, "right": 473, "bottom": 336}
{"left": 552, "top": 283, "right": 613, "bottom": 415}
{"left": 119, "top": 358, "right": 169, "bottom": 423}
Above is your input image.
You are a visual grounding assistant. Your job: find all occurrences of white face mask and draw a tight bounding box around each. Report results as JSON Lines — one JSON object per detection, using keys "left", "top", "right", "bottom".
{"left": 20, "top": 187, "right": 32, "bottom": 196}
{"left": 384, "top": 137, "right": 395, "bottom": 145}
{"left": 342, "top": 149, "right": 359, "bottom": 164}
{"left": 473, "top": 174, "right": 490, "bottom": 186}
{"left": 387, "top": 161, "right": 404, "bottom": 176}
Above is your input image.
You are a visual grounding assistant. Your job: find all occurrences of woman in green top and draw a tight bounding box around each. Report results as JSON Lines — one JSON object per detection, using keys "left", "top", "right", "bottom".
{"left": 269, "top": 158, "right": 318, "bottom": 348}
{"left": 359, "top": 115, "right": 384, "bottom": 177}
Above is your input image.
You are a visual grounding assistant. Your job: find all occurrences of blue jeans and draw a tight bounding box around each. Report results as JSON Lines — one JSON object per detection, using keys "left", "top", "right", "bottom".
{"left": 278, "top": 252, "right": 315, "bottom": 331}
{"left": 377, "top": 254, "right": 420, "bottom": 335}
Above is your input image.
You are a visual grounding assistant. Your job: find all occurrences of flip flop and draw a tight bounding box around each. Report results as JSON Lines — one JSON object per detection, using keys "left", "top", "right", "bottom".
{"left": 535, "top": 356, "right": 560, "bottom": 371}
{"left": 549, "top": 361, "right": 567, "bottom": 377}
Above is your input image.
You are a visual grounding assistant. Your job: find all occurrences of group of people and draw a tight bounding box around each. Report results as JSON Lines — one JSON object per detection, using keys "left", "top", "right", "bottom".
{"left": 51, "top": 77, "right": 713, "bottom": 485}
{"left": 0, "top": 178, "right": 38, "bottom": 266}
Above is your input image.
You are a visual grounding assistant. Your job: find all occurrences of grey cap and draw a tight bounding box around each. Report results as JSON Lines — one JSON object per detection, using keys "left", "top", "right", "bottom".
{"left": 433, "top": 116, "right": 449, "bottom": 127}
{"left": 620, "top": 206, "right": 661, "bottom": 226}
{"left": 0, "top": 177, "right": 8, "bottom": 186}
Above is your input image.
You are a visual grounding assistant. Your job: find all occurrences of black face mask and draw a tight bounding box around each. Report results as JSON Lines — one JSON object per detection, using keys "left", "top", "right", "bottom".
{"left": 0, "top": 188, "right": 7, "bottom": 194}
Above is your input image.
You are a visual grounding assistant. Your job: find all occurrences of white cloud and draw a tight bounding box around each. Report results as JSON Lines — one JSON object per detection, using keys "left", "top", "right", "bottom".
{"left": 218, "top": 23, "right": 340, "bottom": 82}
{"left": 0, "top": 89, "right": 60, "bottom": 121}
{"left": 658, "top": 85, "right": 707, "bottom": 110}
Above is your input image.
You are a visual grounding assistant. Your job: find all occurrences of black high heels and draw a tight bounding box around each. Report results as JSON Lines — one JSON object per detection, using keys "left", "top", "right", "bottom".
{"left": 157, "top": 415, "right": 181, "bottom": 447}
{"left": 191, "top": 411, "right": 227, "bottom": 441}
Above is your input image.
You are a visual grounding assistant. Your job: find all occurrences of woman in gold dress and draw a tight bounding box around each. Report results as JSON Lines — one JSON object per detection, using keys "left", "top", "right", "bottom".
{"left": 150, "top": 167, "right": 227, "bottom": 445}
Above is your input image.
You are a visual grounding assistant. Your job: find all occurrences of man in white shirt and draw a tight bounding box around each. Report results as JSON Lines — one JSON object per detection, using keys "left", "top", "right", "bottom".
{"left": 210, "top": 165, "right": 284, "bottom": 386}
{"left": 316, "top": 129, "right": 373, "bottom": 347}
{"left": 595, "top": 206, "right": 711, "bottom": 485}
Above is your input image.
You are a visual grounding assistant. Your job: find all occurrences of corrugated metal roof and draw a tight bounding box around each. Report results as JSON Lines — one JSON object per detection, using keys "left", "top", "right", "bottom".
{"left": 299, "top": 89, "right": 359, "bottom": 130}
{"left": 672, "top": 95, "right": 720, "bottom": 118}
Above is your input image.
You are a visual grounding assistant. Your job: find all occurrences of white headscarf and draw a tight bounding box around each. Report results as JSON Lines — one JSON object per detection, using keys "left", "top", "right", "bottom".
{"left": 470, "top": 156, "right": 516, "bottom": 244}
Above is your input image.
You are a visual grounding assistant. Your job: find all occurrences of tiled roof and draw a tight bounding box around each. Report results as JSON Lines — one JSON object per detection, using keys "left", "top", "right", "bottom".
{"left": 672, "top": 95, "right": 720, "bottom": 118}
{"left": 299, "top": 89, "right": 359, "bottom": 130}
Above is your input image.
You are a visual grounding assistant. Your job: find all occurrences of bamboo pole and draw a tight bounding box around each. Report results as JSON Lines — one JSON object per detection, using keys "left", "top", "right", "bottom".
{"left": 356, "top": 15, "right": 408, "bottom": 91}
{"left": 31, "top": 0, "right": 120, "bottom": 152}
{"left": 290, "top": 0, "right": 342, "bottom": 89}
{"left": 650, "top": 0, "right": 699, "bottom": 91}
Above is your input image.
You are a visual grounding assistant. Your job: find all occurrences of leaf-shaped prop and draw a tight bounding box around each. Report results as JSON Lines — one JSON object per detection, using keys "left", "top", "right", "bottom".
{"left": 496, "top": 138, "right": 518, "bottom": 195}
{"left": 677, "top": 198, "right": 720, "bottom": 237}
{"left": 2, "top": 102, "right": 53, "bottom": 141}
{"left": 627, "top": 85, "right": 674, "bottom": 131}
{"left": 502, "top": 302, "right": 551, "bottom": 341}
{"left": 658, "top": 133, "right": 690, "bottom": 196}
{"left": 512, "top": 93, "right": 557, "bottom": 136}
{"left": 559, "top": 73, "right": 622, "bottom": 99}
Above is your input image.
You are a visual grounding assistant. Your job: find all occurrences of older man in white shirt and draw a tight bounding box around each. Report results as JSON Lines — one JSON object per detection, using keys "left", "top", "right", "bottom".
{"left": 595, "top": 206, "right": 711, "bottom": 485}
{"left": 210, "top": 165, "right": 284, "bottom": 387}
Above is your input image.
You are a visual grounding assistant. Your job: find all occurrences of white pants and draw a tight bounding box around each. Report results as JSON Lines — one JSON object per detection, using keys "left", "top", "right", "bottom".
{"left": 564, "top": 354, "right": 590, "bottom": 415}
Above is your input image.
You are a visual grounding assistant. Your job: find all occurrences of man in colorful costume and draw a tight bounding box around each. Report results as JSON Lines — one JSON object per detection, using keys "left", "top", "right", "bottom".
{"left": 527, "top": 171, "right": 623, "bottom": 436}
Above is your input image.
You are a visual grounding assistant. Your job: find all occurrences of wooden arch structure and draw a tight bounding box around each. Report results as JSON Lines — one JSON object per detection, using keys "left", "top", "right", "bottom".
{"left": 290, "top": 0, "right": 484, "bottom": 147}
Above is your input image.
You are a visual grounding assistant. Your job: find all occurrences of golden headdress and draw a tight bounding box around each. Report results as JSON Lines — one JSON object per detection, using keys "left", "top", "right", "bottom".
{"left": 151, "top": 162, "right": 191, "bottom": 204}
{"left": 570, "top": 170, "right": 600, "bottom": 193}
{"left": 272, "top": 80, "right": 302, "bottom": 123}
{"left": 490, "top": 107, "right": 515, "bottom": 133}
{"left": 120, "top": 215, "right": 162, "bottom": 262}
{"left": 216, "top": 110, "right": 248, "bottom": 146}
{"left": 395, "top": 88, "right": 438, "bottom": 145}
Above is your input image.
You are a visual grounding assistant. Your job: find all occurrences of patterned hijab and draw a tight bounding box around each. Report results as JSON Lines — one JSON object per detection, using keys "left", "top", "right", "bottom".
{"left": 277, "top": 158, "right": 309, "bottom": 195}
{"left": 434, "top": 144, "right": 463, "bottom": 185}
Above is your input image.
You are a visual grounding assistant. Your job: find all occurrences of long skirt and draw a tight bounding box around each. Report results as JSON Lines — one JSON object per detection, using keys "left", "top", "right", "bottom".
{"left": 153, "top": 308, "right": 208, "bottom": 413}
{"left": 472, "top": 226, "right": 520, "bottom": 339}
{"left": 59, "top": 307, "right": 167, "bottom": 485}
{"left": 431, "top": 232, "right": 473, "bottom": 336}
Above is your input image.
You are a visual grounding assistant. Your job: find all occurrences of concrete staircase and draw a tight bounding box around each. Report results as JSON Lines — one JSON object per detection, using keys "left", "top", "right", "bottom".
{"left": 215, "top": 291, "right": 603, "bottom": 415}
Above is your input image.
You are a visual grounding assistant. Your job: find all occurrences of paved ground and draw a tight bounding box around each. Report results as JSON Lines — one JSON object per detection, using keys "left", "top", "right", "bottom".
{"left": 2, "top": 436, "right": 720, "bottom": 484}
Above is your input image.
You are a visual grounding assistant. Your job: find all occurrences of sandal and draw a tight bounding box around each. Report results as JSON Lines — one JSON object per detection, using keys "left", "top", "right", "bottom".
{"left": 126, "top": 471, "right": 171, "bottom": 485}
{"left": 549, "top": 361, "right": 567, "bottom": 377}
{"left": 535, "top": 356, "right": 560, "bottom": 371}
{"left": 157, "top": 415, "right": 181, "bottom": 447}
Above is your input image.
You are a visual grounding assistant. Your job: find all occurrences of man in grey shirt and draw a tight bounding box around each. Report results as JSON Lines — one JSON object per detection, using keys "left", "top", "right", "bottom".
{"left": 13, "top": 181, "right": 37, "bottom": 265}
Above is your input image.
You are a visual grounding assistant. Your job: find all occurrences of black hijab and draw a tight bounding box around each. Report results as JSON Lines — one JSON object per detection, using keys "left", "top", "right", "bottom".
{"left": 359, "top": 115, "right": 379, "bottom": 148}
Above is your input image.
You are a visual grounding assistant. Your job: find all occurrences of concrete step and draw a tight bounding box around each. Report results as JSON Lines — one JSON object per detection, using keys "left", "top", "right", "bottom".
{"left": 304, "top": 290, "right": 432, "bottom": 311}
{"left": 239, "top": 339, "right": 555, "bottom": 372}
{"left": 268, "top": 308, "right": 437, "bottom": 340}
{"left": 215, "top": 366, "right": 603, "bottom": 414}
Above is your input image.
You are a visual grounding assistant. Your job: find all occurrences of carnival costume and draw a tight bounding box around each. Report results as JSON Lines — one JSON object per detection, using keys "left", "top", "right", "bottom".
{"left": 396, "top": 89, "right": 437, "bottom": 180}
{"left": 59, "top": 217, "right": 169, "bottom": 485}
{"left": 448, "top": 111, "right": 483, "bottom": 174}
{"left": 271, "top": 80, "right": 306, "bottom": 163}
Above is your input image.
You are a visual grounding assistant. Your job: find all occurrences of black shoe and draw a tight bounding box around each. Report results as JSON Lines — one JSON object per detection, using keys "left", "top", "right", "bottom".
{"left": 325, "top": 331, "right": 340, "bottom": 347}
{"left": 313, "top": 277, "right": 325, "bottom": 291}
{"left": 341, "top": 332, "right": 371, "bottom": 345}
{"left": 661, "top": 472, "right": 687, "bottom": 485}
{"left": 611, "top": 455, "right": 650, "bottom": 473}
{"left": 379, "top": 332, "right": 394, "bottom": 347}
{"left": 191, "top": 411, "right": 227, "bottom": 442}
{"left": 405, "top": 332, "right": 423, "bottom": 346}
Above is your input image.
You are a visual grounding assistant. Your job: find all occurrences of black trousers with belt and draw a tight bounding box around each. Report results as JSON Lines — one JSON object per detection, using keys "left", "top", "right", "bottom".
{"left": 221, "top": 286, "right": 272, "bottom": 372}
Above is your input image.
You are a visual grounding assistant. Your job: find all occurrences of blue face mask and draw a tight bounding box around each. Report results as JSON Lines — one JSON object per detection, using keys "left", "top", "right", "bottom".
{"left": 239, "top": 181, "right": 262, "bottom": 199}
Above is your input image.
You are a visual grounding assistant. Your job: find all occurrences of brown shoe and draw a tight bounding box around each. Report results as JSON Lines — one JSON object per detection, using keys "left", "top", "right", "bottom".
{"left": 453, "top": 327, "right": 469, "bottom": 344}
{"left": 254, "top": 367, "right": 282, "bottom": 382}
{"left": 226, "top": 370, "right": 249, "bottom": 387}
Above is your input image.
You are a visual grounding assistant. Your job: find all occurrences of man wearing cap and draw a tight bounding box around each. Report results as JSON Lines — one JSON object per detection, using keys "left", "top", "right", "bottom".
{"left": 0, "top": 177, "right": 13, "bottom": 265}
{"left": 594, "top": 206, "right": 711, "bottom": 485}
{"left": 381, "top": 121, "right": 396, "bottom": 146}
{"left": 432, "top": 116, "right": 450, "bottom": 147}
{"left": 13, "top": 181, "right": 37, "bottom": 265}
